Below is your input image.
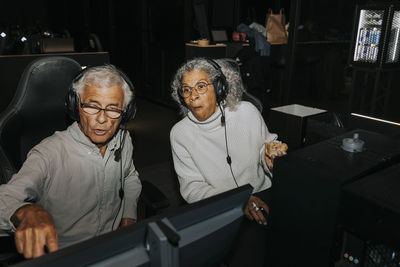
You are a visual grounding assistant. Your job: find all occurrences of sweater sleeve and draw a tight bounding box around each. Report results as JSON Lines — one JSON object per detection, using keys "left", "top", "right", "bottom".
{"left": 257, "top": 107, "right": 278, "bottom": 177}
{"left": 170, "top": 129, "right": 226, "bottom": 204}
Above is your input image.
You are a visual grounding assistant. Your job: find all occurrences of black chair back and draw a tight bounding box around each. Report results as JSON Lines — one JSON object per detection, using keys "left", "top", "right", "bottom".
{"left": 242, "top": 90, "right": 263, "bottom": 113}
{"left": 0, "top": 56, "right": 82, "bottom": 183}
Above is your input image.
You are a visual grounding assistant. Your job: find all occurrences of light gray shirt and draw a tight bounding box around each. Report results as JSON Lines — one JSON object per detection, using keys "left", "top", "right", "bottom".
{"left": 0, "top": 122, "right": 141, "bottom": 248}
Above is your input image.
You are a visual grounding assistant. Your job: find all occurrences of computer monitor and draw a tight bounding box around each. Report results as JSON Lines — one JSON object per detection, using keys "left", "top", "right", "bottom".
{"left": 13, "top": 221, "right": 151, "bottom": 267}
{"left": 14, "top": 185, "right": 252, "bottom": 267}
{"left": 211, "top": 29, "right": 228, "bottom": 43}
{"left": 164, "top": 184, "right": 252, "bottom": 267}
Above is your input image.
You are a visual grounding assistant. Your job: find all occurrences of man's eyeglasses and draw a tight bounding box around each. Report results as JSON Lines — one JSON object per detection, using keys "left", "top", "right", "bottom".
{"left": 80, "top": 103, "right": 124, "bottom": 119}
{"left": 179, "top": 82, "right": 210, "bottom": 98}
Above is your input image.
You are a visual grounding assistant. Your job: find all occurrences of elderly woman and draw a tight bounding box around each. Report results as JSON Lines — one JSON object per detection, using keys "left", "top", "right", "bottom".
{"left": 170, "top": 57, "right": 287, "bottom": 266}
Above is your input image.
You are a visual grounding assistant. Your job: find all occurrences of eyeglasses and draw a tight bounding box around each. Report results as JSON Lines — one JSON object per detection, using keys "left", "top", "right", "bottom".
{"left": 179, "top": 81, "right": 210, "bottom": 98}
{"left": 80, "top": 103, "right": 124, "bottom": 119}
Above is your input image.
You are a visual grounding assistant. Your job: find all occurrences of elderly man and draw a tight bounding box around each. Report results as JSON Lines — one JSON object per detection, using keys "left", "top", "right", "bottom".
{"left": 0, "top": 64, "right": 142, "bottom": 258}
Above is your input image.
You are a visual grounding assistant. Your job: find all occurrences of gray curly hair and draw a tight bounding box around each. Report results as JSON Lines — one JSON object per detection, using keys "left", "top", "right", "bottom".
{"left": 171, "top": 58, "right": 245, "bottom": 116}
{"left": 72, "top": 64, "right": 133, "bottom": 108}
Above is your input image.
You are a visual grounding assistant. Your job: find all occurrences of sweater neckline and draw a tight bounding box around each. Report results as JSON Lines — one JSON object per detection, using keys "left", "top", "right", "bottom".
{"left": 187, "top": 108, "right": 223, "bottom": 130}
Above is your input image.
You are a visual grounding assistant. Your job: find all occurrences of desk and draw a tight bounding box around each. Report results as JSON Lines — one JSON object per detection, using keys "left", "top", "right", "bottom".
{"left": 269, "top": 104, "right": 327, "bottom": 150}
{"left": 337, "top": 163, "right": 400, "bottom": 265}
{"left": 268, "top": 129, "right": 400, "bottom": 267}
{"left": 185, "top": 42, "right": 249, "bottom": 59}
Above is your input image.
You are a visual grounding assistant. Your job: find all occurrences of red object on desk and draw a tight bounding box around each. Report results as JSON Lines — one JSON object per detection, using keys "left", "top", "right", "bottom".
{"left": 232, "top": 32, "right": 246, "bottom": 42}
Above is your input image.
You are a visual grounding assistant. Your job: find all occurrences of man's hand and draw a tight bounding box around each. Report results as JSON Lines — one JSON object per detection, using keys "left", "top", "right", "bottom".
{"left": 11, "top": 204, "right": 58, "bottom": 259}
{"left": 244, "top": 195, "right": 269, "bottom": 225}
{"left": 119, "top": 218, "right": 135, "bottom": 228}
{"left": 265, "top": 141, "right": 288, "bottom": 169}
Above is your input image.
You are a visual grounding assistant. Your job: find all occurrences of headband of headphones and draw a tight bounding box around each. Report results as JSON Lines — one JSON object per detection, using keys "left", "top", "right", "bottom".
{"left": 65, "top": 65, "right": 136, "bottom": 124}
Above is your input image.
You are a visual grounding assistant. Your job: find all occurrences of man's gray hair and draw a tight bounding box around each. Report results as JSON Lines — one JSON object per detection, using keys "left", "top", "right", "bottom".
{"left": 72, "top": 64, "right": 133, "bottom": 108}
{"left": 171, "top": 58, "right": 245, "bottom": 116}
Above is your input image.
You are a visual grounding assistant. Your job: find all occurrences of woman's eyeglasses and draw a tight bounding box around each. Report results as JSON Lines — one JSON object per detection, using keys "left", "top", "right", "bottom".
{"left": 80, "top": 103, "right": 124, "bottom": 119}
{"left": 179, "top": 82, "right": 210, "bottom": 98}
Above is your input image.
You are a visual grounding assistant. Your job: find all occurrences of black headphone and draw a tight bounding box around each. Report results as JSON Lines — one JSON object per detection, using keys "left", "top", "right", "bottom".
{"left": 207, "top": 59, "right": 229, "bottom": 104}
{"left": 65, "top": 65, "right": 136, "bottom": 124}
{"left": 178, "top": 59, "right": 229, "bottom": 106}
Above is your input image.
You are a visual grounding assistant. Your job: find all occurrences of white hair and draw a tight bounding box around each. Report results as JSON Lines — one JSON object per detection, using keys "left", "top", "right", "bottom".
{"left": 72, "top": 64, "right": 133, "bottom": 108}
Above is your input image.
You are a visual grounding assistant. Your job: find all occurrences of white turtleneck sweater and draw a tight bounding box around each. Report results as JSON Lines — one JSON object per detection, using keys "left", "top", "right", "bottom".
{"left": 170, "top": 101, "right": 278, "bottom": 203}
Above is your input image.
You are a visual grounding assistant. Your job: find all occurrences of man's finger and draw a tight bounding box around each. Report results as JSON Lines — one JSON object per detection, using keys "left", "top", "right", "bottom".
{"left": 14, "top": 231, "right": 24, "bottom": 254}
{"left": 32, "top": 229, "right": 46, "bottom": 258}
{"left": 22, "top": 229, "right": 33, "bottom": 259}
{"left": 46, "top": 232, "right": 59, "bottom": 253}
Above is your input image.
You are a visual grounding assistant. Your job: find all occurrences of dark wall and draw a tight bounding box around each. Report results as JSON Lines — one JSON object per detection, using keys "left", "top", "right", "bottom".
{"left": 0, "top": 1, "right": 48, "bottom": 25}
{"left": 3, "top": 0, "right": 398, "bottom": 122}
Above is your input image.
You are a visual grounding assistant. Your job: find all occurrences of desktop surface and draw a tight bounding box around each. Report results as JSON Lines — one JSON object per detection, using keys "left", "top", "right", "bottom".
{"left": 268, "top": 129, "right": 400, "bottom": 267}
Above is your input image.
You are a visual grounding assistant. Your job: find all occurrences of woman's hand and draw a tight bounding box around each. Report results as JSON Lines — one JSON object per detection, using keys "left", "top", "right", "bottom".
{"left": 264, "top": 141, "right": 288, "bottom": 169}
{"left": 244, "top": 195, "right": 269, "bottom": 225}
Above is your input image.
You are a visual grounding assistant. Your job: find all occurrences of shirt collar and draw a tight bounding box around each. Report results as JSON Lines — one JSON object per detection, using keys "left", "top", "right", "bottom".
{"left": 68, "top": 122, "right": 122, "bottom": 154}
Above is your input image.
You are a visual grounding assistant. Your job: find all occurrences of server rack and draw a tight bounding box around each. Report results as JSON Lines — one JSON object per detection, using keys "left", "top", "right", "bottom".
{"left": 348, "top": 4, "right": 400, "bottom": 122}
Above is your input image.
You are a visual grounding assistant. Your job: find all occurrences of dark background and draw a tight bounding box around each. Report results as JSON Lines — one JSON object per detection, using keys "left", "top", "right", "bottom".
{"left": 1, "top": 0, "right": 399, "bottom": 122}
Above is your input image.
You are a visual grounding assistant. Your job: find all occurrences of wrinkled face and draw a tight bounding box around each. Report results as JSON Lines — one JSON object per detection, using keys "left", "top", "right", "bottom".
{"left": 78, "top": 85, "right": 124, "bottom": 154}
{"left": 182, "top": 70, "right": 218, "bottom": 121}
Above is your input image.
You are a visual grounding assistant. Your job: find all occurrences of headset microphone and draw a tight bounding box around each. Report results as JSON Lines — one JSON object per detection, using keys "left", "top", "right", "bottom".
{"left": 114, "top": 126, "right": 127, "bottom": 162}
{"left": 119, "top": 188, "right": 125, "bottom": 200}
{"left": 114, "top": 148, "right": 122, "bottom": 162}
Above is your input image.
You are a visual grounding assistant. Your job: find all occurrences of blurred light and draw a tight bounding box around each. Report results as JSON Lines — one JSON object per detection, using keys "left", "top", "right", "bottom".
{"left": 21, "top": 36, "right": 27, "bottom": 42}
{"left": 351, "top": 113, "right": 400, "bottom": 126}
{"left": 81, "top": 65, "right": 87, "bottom": 70}
{"left": 0, "top": 32, "right": 6, "bottom": 38}
{"left": 43, "top": 31, "right": 51, "bottom": 37}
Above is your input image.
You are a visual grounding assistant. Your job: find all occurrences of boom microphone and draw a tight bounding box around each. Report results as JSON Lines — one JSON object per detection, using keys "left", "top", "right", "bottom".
{"left": 114, "top": 148, "right": 121, "bottom": 162}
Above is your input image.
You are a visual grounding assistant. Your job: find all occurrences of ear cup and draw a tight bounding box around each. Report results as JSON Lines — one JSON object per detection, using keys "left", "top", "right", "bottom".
{"left": 65, "top": 88, "right": 80, "bottom": 121}
{"left": 213, "top": 75, "right": 228, "bottom": 104}
{"left": 206, "top": 59, "right": 228, "bottom": 104}
{"left": 117, "top": 70, "right": 136, "bottom": 124}
{"left": 65, "top": 66, "right": 136, "bottom": 124}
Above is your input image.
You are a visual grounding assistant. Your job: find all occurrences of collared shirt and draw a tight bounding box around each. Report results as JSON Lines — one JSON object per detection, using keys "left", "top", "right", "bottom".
{"left": 0, "top": 122, "right": 141, "bottom": 248}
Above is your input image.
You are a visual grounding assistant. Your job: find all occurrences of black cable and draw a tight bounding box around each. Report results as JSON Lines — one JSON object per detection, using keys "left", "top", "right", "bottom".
{"left": 218, "top": 103, "right": 239, "bottom": 188}
{"left": 111, "top": 127, "right": 126, "bottom": 230}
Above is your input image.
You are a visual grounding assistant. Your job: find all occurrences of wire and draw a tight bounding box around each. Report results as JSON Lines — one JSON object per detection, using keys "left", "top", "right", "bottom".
{"left": 218, "top": 103, "right": 239, "bottom": 188}
{"left": 111, "top": 127, "right": 126, "bottom": 230}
